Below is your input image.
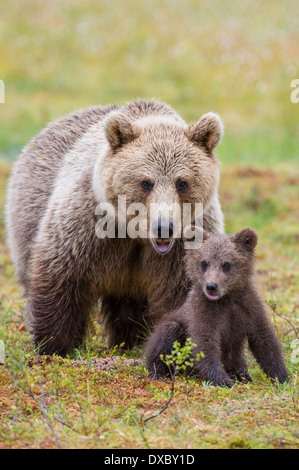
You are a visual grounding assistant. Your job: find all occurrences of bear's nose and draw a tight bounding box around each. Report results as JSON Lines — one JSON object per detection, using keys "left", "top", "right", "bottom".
{"left": 206, "top": 282, "right": 218, "bottom": 292}
{"left": 152, "top": 220, "right": 173, "bottom": 240}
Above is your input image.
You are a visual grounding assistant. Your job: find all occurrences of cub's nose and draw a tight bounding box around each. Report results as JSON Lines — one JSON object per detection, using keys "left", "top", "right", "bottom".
{"left": 152, "top": 220, "right": 174, "bottom": 240}
{"left": 206, "top": 282, "right": 218, "bottom": 292}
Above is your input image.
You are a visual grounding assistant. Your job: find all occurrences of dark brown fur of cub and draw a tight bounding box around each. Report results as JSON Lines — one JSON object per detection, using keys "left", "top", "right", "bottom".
{"left": 145, "top": 228, "right": 288, "bottom": 386}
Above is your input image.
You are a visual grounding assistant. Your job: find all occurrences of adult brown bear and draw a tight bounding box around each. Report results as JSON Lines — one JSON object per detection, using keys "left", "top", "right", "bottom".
{"left": 6, "top": 99, "right": 224, "bottom": 355}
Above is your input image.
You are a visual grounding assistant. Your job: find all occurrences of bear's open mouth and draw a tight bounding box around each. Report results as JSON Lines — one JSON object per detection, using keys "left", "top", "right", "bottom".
{"left": 152, "top": 238, "right": 174, "bottom": 254}
{"left": 207, "top": 292, "right": 220, "bottom": 301}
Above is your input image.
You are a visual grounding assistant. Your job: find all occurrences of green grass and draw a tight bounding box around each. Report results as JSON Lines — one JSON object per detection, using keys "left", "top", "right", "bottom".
{"left": 0, "top": 164, "right": 298, "bottom": 449}
{"left": 0, "top": 0, "right": 298, "bottom": 165}
{"left": 0, "top": 0, "right": 298, "bottom": 449}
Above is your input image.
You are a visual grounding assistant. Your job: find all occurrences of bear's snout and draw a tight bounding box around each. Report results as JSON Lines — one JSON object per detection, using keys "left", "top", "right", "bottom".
{"left": 205, "top": 282, "right": 220, "bottom": 301}
{"left": 206, "top": 282, "right": 218, "bottom": 292}
{"left": 151, "top": 219, "right": 174, "bottom": 254}
{"left": 152, "top": 219, "right": 174, "bottom": 240}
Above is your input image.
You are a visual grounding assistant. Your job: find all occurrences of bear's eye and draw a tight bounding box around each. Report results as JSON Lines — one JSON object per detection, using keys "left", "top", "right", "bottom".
{"left": 223, "top": 262, "right": 231, "bottom": 272}
{"left": 176, "top": 180, "right": 188, "bottom": 193}
{"left": 141, "top": 180, "right": 154, "bottom": 191}
{"left": 201, "top": 260, "right": 208, "bottom": 270}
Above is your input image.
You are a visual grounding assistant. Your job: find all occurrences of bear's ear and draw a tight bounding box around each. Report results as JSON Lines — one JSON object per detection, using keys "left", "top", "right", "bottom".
{"left": 105, "top": 112, "right": 141, "bottom": 152}
{"left": 186, "top": 112, "right": 224, "bottom": 152}
{"left": 232, "top": 228, "right": 258, "bottom": 252}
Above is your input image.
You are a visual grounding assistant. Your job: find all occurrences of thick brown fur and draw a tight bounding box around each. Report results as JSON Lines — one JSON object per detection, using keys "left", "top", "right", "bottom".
{"left": 145, "top": 228, "right": 288, "bottom": 386}
{"left": 6, "top": 99, "right": 224, "bottom": 355}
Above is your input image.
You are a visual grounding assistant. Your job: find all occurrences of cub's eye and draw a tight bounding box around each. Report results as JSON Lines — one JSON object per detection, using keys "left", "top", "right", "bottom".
{"left": 141, "top": 180, "right": 154, "bottom": 191}
{"left": 201, "top": 261, "right": 208, "bottom": 270}
{"left": 223, "top": 262, "right": 231, "bottom": 272}
{"left": 176, "top": 180, "right": 188, "bottom": 193}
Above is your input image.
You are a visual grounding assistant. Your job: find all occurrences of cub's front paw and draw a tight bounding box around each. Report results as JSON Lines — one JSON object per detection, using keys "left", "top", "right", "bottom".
{"left": 193, "top": 368, "right": 234, "bottom": 388}
{"left": 211, "top": 376, "right": 234, "bottom": 388}
{"left": 227, "top": 367, "right": 252, "bottom": 383}
{"left": 269, "top": 364, "right": 289, "bottom": 384}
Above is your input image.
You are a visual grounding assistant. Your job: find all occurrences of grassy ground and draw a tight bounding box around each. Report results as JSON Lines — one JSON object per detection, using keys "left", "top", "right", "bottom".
{"left": 0, "top": 0, "right": 298, "bottom": 449}
{"left": 0, "top": 162, "right": 298, "bottom": 449}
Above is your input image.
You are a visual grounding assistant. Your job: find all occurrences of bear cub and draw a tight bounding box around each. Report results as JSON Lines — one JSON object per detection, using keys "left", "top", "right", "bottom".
{"left": 145, "top": 228, "right": 288, "bottom": 387}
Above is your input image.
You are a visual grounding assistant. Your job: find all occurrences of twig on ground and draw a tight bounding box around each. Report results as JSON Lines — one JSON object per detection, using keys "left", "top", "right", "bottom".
{"left": 142, "top": 367, "right": 176, "bottom": 424}
{"left": 10, "top": 373, "right": 62, "bottom": 449}
{"left": 267, "top": 300, "right": 298, "bottom": 338}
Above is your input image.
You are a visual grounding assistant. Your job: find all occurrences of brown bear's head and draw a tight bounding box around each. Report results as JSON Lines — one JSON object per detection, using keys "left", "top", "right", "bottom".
{"left": 184, "top": 228, "right": 258, "bottom": 300}
{"left": 98, "top": 105, "right": 223, "bottom": 254}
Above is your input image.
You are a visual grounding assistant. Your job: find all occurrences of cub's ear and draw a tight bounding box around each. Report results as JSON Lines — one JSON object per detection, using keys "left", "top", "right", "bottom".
{"left": 104, "top": 112, "right": 141, "bottom": 152}
{"left": 232, "top": 228, "right": 258, "bottom": 252}
{"left": 186, "top": 112, "right": 224, "bottom": 152}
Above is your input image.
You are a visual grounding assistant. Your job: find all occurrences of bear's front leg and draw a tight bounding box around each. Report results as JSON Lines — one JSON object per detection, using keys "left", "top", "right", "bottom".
{"left": 145, "top": 313, "right": 187, "bottom": 380}
{"left": 225, "top": 363, "right": 252, "bottom": 383}
{"left": 248, "top": 328, "right": 289, "bottom": 384}
{"left": 247, "top": 297, "right": 289, "bottom": 384}
{"left": 26, "top": 223, "right": 99, "bottom": 356}
{"left": 189, "top": 328, "right": 234, "bottom": 387}
{"left": 222, "top": 339, "right": 252, "bottom": 383}
{"left": 101, "top": 296, "right": 148, "bottom": 349}
{"left": 28, "top": 269, "right": 97, "bottom": 356}
{"left": 191, "top": 353, "right": 234, "bottom": 388}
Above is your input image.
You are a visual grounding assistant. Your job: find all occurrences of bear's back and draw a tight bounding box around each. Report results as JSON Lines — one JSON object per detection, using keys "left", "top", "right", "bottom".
{"left": 5, "top": 104, "right": 118, "bottom": 286}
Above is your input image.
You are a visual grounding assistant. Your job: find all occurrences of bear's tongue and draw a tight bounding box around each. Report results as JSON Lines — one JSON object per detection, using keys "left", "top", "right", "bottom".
{"left": 154, "top": 239, "right": 173, "bottom": 253}
{"left": 208, "top": 292, "right": 220, "bottom": 300}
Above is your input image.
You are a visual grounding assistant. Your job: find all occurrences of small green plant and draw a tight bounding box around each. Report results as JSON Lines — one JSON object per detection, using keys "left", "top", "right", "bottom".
{"left": 108, "top": 342, "right": 125, "bottom": 357}
{"left": 160, "top": 338, "right": 204, "bottom": 375}
{"left": 143, "top": 339, "right": 203, "bottom": 424}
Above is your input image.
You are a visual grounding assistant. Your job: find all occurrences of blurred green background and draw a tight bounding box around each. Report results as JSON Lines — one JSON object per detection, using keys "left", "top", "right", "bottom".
{"left": 0, "top": 0, "right": 298, "bottom": 166}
